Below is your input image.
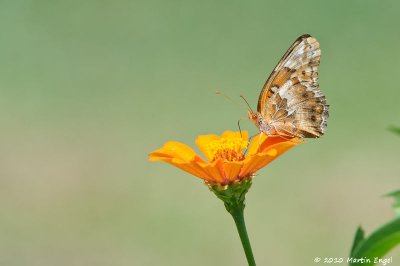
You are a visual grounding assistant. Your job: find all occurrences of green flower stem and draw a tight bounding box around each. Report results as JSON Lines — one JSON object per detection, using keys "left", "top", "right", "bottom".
{"left": 230, "top": 206, "right": 256, "bottom": 266}
{"left": 208, "top": 179, "right": 256, "bottom": 266}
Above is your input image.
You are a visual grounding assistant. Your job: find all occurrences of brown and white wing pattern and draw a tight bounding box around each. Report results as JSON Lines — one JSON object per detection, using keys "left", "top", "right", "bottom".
{"left": 258, "top": 34, "right": 329, "bottom": 138}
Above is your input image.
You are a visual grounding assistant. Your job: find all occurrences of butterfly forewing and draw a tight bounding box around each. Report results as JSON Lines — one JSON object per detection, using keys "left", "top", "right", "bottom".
{"left": 256, "top": 34, "right": 329, "bottom": 138}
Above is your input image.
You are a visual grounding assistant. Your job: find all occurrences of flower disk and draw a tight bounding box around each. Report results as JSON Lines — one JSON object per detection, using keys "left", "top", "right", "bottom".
{"left": 206, "top": 137, "right": 249, "bottom": 162}
{"left": 149, "top": 131, "right": 301, "bottom": 185}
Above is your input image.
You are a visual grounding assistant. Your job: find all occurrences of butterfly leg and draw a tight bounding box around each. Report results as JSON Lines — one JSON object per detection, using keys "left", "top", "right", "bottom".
{"left": 268, "top": 133, "right": 301, "bottom": 144}
{"left": 243, "top": 132, "right": 261, "bottom": 155}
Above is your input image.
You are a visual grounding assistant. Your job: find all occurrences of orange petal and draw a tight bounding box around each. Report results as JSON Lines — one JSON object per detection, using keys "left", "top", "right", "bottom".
{"left": 247, "top": 133, "right": 268, "bottom": 155}
{"left": 195, "top": 134, "right": 220, "bottom": 161}
{"left": 154, "top": 156, "right": 214, "bottom": 182}
{"left": 198, "top": 160, "right": 226, "bottom": 184}
{"left": 259, "top": 136, "right": 301, "bottom": 153}
{"left": 240, "top": 141, "right": 300, "bottom": 177}
{"left": 239, "top": 153, "right": 276, "bottom": 177}
{"left": 221, "top": 130, "right": 248, "bottom": 141}
{"left": 248, "top": 135, "right": 301, "bottom": 155}
{"left": 149, "top": 141, "right": 200, "bottom": 162}
{"left": 222, "top": 161, "right": 244, "bottom": 183}
{"left": 261, "top": 138, "right": 302, "bottom": 157}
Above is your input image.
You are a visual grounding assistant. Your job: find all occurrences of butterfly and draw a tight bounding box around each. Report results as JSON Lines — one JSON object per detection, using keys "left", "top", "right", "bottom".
{"left": 247, "top": 34, "right": 329, "bottom": 138}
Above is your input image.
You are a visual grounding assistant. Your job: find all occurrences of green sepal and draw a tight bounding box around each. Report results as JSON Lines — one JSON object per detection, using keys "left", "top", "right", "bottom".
{"left": 208, "top": 179, "right": 252, "bottom": 214}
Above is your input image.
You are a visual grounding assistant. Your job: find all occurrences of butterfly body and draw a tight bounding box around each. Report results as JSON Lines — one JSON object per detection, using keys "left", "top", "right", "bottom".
{"left": 249, "top": 34, "right": 329, "bottom": 138}
{"left": 248, "top": 111, "right": 277, "bottom": 136}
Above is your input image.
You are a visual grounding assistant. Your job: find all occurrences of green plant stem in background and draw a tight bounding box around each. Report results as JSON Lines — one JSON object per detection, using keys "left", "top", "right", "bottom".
{"left": 230, "top": 206, "right": 256, "bottom": 266}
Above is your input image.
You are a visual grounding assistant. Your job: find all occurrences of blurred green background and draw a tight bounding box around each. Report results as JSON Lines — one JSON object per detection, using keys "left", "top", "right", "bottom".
{"left": 0, "top": 0, "right": 399, "bottom": 265}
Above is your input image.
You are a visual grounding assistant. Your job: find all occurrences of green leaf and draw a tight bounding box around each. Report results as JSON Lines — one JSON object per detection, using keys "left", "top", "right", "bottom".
{"left": 350, "top": 227, "right": 365, "bottom": 256}
{"left": 387, "top": 190, "right": 400, "bottom": 218}
{"left": 349, "top": 218, "right": 400, "bottom": 265}
{"left": 349, "top": 191, "right": 400, "bottom": 265}
{"left": 388, "top": 126, "right": 400, "bottom": 135}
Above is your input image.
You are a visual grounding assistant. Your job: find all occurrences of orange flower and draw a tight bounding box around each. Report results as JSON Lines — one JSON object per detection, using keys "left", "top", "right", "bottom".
{"left": 149, "top": 131, "right": 301, "bottom": 185}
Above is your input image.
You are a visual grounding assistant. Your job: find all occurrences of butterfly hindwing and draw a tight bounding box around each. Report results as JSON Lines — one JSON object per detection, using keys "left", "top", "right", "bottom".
{"left": 256, "top": 34, "right": 328, "bottom": 138}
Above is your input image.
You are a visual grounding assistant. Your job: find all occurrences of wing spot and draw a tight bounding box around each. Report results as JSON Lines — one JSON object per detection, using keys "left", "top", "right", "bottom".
{"left": 302, "top": 91, "right": 314, "bottom": 98}
{"left": 311, "top": 115, "right": 317, "bottom": 122}
{"left": 312, "top": 105, "right": 324, "bottom": 114}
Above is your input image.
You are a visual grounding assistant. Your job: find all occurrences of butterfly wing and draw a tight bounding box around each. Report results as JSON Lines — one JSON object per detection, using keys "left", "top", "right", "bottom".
{"left": 257, "top": 34, "right": 329, "bottom": 138}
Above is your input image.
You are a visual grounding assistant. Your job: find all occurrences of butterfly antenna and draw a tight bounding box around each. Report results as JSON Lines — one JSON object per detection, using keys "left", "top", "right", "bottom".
{"left": 237, "top": 117, "right": 246, "bottom": 138}
{"left": 240, "top": 95, "right": 254, "bottom": 113}
{"left": 215, "top": 91, "right": 244, "bottom": 109}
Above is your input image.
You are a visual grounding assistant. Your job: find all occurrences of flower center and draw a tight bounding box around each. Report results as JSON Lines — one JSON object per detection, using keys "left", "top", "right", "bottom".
{"left": 207, "top": 137, "right": 249, "bottom": 162}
